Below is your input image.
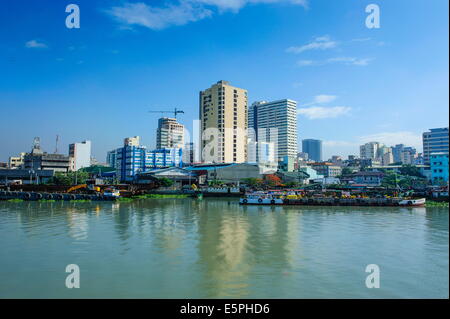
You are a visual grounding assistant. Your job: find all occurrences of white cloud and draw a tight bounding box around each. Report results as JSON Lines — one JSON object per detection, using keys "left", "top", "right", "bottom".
{"left": 313, "top": 94, "right": 337, "bottom": 104}
{"left": 107, "top": 2, "right": 213, "bottom": 30}
{"left": 297, "top": 57, "right": 373, "bottom": 67}
{"left": 107, "top": 0, "right": 307, "bottom": 30}
{"left": 286, "top": 35, "right": 337, "bottom": 54}
{"left": 297, "top": 106, "right": 351, "bottom": 119}
{"left": 351, "top": 37, "right": 371, "bottom": 42}
{"left": 297, "top": 59, "right": 315, "bottom": 66}
{"left": 359, "top": 131, "right": 422, "bottom": 149}
{"left": 327, "top": 57, "right": 372, "bottom": 66}
{"left": 25, "top": 40, "right": 48, "bottom": 49}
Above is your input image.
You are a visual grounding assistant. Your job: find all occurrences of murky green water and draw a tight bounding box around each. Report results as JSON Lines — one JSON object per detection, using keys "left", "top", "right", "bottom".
{"left": 0, "top": 199, "right": 448, "bottom": 298}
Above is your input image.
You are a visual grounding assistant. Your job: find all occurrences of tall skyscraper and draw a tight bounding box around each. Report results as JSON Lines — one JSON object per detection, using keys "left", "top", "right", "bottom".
{"left": 423, "top": 127, "right": 449, "bottom": 164}
{"left": 156, "top": 117, "right": 184, "bottom": 149}
{"left": 68, "top": 140, "right": 91, "bottom": 170}
{"left": 248, "top": 99, "right": 298, "bottom": 162}
{"left": 199, "top": 80, "right": 248, "bottom": 163}
{"left": 302, "top": 139, "right": 322, "bottom": 162}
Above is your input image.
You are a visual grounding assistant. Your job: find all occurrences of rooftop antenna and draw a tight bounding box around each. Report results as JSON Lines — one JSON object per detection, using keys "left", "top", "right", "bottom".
{"left": 148, "top": 107, "right": 185, "bottom": 119}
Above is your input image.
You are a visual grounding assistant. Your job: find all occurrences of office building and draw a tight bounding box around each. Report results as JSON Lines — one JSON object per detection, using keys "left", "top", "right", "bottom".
{"left": 248, "top": 99, "right": 298, "bottom": 162}
{"left": 423, "top": 127, "right": 449, "bottom": 165}
{"left": 68, "top": 140, "right": 91, "bottom": 171}
{"left": 156, "top": 117, "right": 185, "bottom": 149}
{"left": 199, "top": 80, "right": 248, "bottom": 163}
{"left": 302, "top": 139, "right": 323, "bottom": 162}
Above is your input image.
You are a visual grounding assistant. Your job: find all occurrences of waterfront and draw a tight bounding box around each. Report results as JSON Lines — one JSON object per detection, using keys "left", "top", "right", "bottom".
{"left": 0, "top": 198, "right": 448, "bottom": 299}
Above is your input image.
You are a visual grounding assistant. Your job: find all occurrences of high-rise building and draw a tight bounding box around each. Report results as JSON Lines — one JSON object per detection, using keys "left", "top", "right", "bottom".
{"left": 302, "top": 139, "right": 322, "bottom": 162}
{"left": 68, "top": 140, "right": 91, "bottom": 171}
{"left": 359, "top": 142, "right": 381, "bottom": 160}
{"left": 156, "top": 117, "right": 185, "bottom": 149}
{"left": 199, "top": 80, "right": 248, "bottom": 163}
{"left": 423, "top": 127, "right": 449, "bottom": 165}
{"left": 248, "top": 99, "right": 298, "bottom": 162}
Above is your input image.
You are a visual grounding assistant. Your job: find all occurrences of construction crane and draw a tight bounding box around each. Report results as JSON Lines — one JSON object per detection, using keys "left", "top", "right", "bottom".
{"left": 148, "top": 107, "right": 184, "bottom": 119}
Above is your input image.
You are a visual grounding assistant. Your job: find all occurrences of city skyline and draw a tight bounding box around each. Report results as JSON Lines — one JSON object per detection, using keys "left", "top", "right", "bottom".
{"left": 0, "top": 0, "right": 449, "bottom": 162}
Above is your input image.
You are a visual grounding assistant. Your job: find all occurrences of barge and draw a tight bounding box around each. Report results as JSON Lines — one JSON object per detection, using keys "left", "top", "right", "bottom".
{"left": 239, "top": 192, "right": 426, "bottom": 207}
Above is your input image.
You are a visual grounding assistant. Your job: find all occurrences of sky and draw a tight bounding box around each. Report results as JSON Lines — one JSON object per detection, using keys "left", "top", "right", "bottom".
{"left": 0, "top": 0, "right": 448, "bottom": 162}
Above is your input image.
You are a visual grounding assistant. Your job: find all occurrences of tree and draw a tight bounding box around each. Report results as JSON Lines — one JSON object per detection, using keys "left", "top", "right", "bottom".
{"left": 381, "top": 172, "right": 399, "bottom": 188}
{"left": 158, "top": 177, "right": 174, "bottom": 187}
{"left": 241, "top": 178, "right": 263, "bottom": 187}
{"left": 49, "top": 171, "right": 89, "bottom": 185}
{"left": 264, "top": 174, "right": 282, "bottom": 187}
{"left": 399, "top": 165, "right": 424, "bottom": 178}
{"left": 341, "top": 167, "right": 353, "bottom": 176}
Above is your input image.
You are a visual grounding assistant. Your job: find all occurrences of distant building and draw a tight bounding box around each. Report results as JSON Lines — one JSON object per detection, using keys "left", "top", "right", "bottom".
{"left": 248, "top": 99, "right": 298, "bottom": 163}
{"left": 382, "top": 151, "right": 394, "bottom": 166}
{"left": 309, "top": 162, "right": 342, "bottom": 178}
{"left": 330, "top": 155, "right": 343, "bottom": 166}
{"left": 182, "top": 142, "right": 195, "bottom": 166}
{"left": 156, "top": 117, "right": 185, "bottom": 149}
{"left": 124, "top": 136, "right": 140, "bottom": 147}
{"left": 23, "top": 152, "right": 70, "bottom": 173}
{"left": 423, "top": 127, "right": 449, "bottom": 165}
{"left": 200, "top": 80, "right": 248, "bottom": 163}
{"left": 430, "top": 152, "right": 449, "bottom": 185}
{"left": 106, "top": 150, "right": 117, "bottom": 168}
{"left": 302, "top": 139, "right": 322, "bottom": 162}
{"left": 69, "top": 140, "right": 91, "bottom": 171}
{"left": 8, "top": 152, "right": 26, "bottom": 169}
{"left": 360, "top": 142, "right": 381, "bottom": 160}
{"left": 350, "top": 172, "right": 385, "bottom": 186}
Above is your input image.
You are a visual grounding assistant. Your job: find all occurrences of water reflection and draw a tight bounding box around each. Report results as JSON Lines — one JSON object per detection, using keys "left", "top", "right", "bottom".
{"left": 0, "top": 199, "right": 447, "bottom": 298}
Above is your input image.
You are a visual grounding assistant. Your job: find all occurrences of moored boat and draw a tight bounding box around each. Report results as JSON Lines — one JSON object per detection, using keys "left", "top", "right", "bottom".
{"left": 239, "top": 192, "right": 426, "bottom": 207}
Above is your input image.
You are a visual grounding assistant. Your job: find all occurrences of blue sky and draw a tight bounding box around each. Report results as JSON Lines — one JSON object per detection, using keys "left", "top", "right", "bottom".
{"left": 0, "top": 0, "right": 448, "bottom": 162}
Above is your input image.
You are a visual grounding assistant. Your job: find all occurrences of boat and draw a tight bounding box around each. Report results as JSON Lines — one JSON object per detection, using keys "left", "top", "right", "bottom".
{"left": 239, "top": 191, "right": 426, "bottom": 207}
{"left": 398, "top": 198, "right": 426, "bottom": 207}
{"left": 239, "top": 192, "right": 284, "bottom": 205}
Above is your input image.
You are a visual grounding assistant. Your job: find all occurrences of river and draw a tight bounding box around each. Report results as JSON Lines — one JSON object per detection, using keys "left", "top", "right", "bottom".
{"left": 0, "top": 198, "right": 448, "bottom": 298}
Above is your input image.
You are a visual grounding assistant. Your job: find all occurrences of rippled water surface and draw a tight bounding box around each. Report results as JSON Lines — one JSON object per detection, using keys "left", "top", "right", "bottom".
{"left": 0, "top": 199, "right": 448, "bottom": 298}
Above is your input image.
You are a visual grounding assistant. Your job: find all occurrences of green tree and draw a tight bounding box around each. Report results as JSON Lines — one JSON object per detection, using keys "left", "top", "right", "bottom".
{"left": 158, "top": 177, "right": 174, "bottom": 187}
{"left": 399, "top": 165, "right": 424, "bottom": 178}
{"left": 341, "top": 167, "right": 353, "bottom": 176}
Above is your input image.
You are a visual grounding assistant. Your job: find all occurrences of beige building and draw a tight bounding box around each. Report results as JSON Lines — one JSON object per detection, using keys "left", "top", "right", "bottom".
{"left": 156, "top": 117, "right": 184, "bottom": 149}
{"left": 200, "top": 80, "right": 248, "bottom": 163}
{"left": 8, "top": 152, "right": 26, "bottom": 169}
{"left": 124, "top": 136, "right": 140, "bottom": 147}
